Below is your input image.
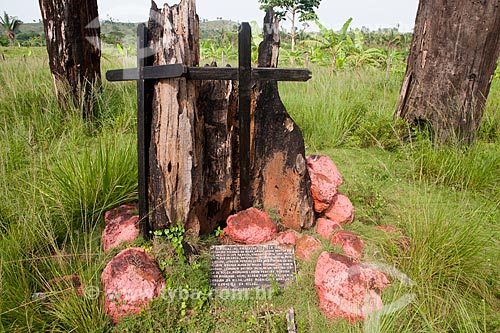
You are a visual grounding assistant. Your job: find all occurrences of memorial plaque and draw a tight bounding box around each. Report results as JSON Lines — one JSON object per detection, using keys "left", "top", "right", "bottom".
{"left": 210, "top": 245, "right": 297, "bottom": 290}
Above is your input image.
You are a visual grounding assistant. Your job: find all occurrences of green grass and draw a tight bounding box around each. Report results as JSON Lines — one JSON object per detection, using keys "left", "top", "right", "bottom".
{"left": 1, "top": 48, "right": 500, "bottom": 332}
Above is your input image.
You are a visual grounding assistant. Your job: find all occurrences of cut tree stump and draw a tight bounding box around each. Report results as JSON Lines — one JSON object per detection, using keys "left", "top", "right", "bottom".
{"left": 395, "top": 0, "right": 500, "bottom": 143}
{"left": 147, "top": 1, "right": 314, "bottom": 234}
{"left": 39, "top": 0, "right": 101, "bottom": 119}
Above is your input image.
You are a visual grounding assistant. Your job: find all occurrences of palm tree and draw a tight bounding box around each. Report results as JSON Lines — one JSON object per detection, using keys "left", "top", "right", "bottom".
{"left": 0, "top": 12, "right": 22, "bottom": 46}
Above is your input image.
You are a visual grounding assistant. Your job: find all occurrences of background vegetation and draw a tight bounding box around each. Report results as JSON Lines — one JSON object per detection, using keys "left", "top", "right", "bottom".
{"left": 1, "top": 18, "right": 499, "bottom": 332}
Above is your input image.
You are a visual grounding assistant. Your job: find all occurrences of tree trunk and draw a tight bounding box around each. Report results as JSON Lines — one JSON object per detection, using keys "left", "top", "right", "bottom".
{"left": 251, "top": 9, "right": 315, "bottom": 230}
{"left": 291, "top": 9, "right": 296, "bottom": 53}
{"left": 147, "top": 0, "right": 205, "bottom": 234}
{"left": 39, "top": 0, "right": 101, "bottom": 119}
{"left": 395, "top": 0, "right": 500, "bottom": 144}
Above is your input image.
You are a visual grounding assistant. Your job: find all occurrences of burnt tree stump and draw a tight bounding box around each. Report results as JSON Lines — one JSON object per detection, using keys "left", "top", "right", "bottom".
{"left": 107, "top": 0, "right": 314, "bottom": 235}
{"left": 39, "top": 0, "right": 101, "bottom": 119}
{"left": 147, "top": 0, "right": 205, "bottom": 234}
{"left": 251, "top": 10, "right": 314, "bottom": 230}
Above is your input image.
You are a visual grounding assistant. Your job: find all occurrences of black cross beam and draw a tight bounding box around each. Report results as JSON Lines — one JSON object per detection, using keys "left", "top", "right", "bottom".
{"left": 106, "top": 22, "right": 311, "bottom": 237}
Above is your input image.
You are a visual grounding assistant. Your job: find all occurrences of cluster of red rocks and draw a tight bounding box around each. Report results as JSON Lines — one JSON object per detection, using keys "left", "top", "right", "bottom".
{"left": 222, "top": 155, "right": 393, "bottom": 321}
{"left": 100, "top": 204, "right": 165, "bottom": 324}
{"left": 59, "top": 155, "right": 398, "bottom": 324}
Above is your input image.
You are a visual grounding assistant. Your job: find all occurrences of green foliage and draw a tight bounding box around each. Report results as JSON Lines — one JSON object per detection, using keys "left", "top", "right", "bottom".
{"left": 152, "top": 224, "right": 186, "bottom": 261}
{"left": 403, "top": 135, "right": 500, "bottom": 197}
{"left": 313, "top": 18, "right": 352, "bottom": 71}
{"left": 41, "top": 134, "right": 138, "bottom": 229}
{"left": 2, "top": 32, "right": 500, "bottom": 332}
{"left": 258, "top": 0, "right": 322, "bottom": 23}
{"left": 0, "top": 11, "right": 23, "bottom": 46}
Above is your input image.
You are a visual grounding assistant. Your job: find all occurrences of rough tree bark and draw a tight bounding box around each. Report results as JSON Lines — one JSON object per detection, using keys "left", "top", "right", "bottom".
{"left": 148, "top": 0, "right": 204, "bottom": 234}
{"left": 251, "top": 9, "right": 315, "bottom": 230}
{"left": 148, "top": 1, "right": 313, "bottom": 234}
{"left": 395, "top": 0, "right": 500, "bottom": 144}
{"left": 39, "top": 0, "right": 101, "bottom": 119}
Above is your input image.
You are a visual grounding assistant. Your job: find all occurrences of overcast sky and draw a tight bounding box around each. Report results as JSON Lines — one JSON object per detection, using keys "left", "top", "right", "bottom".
{"left": 1, "top": 0, "right": 419, "bottom": 32}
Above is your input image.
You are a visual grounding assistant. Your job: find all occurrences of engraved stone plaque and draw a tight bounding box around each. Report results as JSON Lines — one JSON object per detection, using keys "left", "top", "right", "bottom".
{"left": 210, "top": 245, "right": 297, "bottom": 290}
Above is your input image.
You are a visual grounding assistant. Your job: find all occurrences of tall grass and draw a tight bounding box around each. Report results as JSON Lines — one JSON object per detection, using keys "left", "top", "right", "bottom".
{"left": 378, "top": 191, "right": 499, "bottom": 332}
{"left": 280, "top": 67, "right": 403, "bottom": 150}
{"left": 1, "top": 48, "right": 500, "bottom": 332}
{"left": 1, "top": 52, "right": 137, "bottom": 331}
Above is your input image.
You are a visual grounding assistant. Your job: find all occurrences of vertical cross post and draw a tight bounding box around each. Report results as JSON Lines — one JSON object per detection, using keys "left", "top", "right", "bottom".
{"left": 136, "top": 24, "right": 153, "bottom": 239}
{"left": 238, "top": 22, "right": 252, "bottom": 210}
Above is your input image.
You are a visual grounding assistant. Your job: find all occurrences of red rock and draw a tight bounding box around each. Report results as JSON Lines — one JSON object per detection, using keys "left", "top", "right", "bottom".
{"left": 331, "top": 230, "right": 364, "bottom": 259}
{"left": 276, "top": 230, "right": 298, "bottom": 245}
{"left": 315, "top": 252, "right": 391, "bottom": 321}
{"left": 316, "top": 218, "right": 342, "bottom": 240}
{"left": 307, "top": 155, "right": 343, "bottom": 213}
{"left": 324, "top": 193, "right": 354, "bottom": 224}
{"left": 295, "top": 235, "right": 322, "bottom": 261}
{"left": 223, "top": 208, "right": 278, "bottom": 245}
{"left": 102, "top": 215, "right": 140, "bottom": 252}
{"left": 104, "top": 203, "right": 138, "bottom": 225}
{"left": 101, "top": 247, "right": 165, "bottom": 324}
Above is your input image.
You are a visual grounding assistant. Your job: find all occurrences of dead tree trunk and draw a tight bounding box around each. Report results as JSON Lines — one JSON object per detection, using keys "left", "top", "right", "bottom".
{"left": 148, "top": 0, "right": 204, "bottom": 234}
{"left": 251, "top": 9, "right": 315, "bottom": 230}
{"left": 197, "top": 66, "right": 239, "bottom": 234}
{"left": 39, "top": 0, "right": 101, "bottom": 119}
{"left": 395, "top": 0, "right": 500, "bottom": 144}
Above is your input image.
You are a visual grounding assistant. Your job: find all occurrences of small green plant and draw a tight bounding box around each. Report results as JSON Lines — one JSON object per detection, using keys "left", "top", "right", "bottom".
{"left": 269, "top": 274, "right": 282, "bottom": 297}
{"left": 215, "top": 226, "right": 224, "bottom": 237}
{"left": 151, "top": 224, "right": 186, "bottom": 261}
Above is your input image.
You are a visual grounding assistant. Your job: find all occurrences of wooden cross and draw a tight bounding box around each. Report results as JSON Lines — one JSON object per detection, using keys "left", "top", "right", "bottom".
{"left": 106, "top": 22, "right": 312, "bottom": 237}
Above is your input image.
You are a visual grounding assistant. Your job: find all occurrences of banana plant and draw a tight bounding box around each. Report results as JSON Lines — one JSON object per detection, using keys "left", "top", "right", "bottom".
{"left": 313, "top": 18, "right": 352, "bottom": 72}
{"left": 0, "top": 12, "right": 22, "bottom": 46}
{"left": 344, "top": 29, "right": 386, "bottom": 69}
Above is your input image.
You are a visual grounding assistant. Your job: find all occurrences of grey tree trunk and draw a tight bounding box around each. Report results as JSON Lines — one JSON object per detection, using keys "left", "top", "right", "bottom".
{"left": 39, "top": 0, "right": 101, "bottom": 119}
{"left": 395, "top": 0, "right": 500, "bottom": 144}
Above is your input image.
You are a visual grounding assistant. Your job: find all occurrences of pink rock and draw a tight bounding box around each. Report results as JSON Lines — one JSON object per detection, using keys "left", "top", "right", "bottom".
{"left": 307, "top": 155, "right": 343, "bottom": 213}
{"left": 331, "top": 230, "right": 364, "bottom": 259}
{"left": 102, "top": 215, "right": 140, "bottom": 252}
{"left": 223, "top": 208, "right": 278, "bottom": 245}
{"left": 324, "top": 193, "right": 354, "bottom": 224}
{"left": 315, "top": 252, "right": 391, "bottom": 321}
{"left": 101, "top": 247, "right": 165, "bottom": 324}
{"left": 104, "top": 203, "right": 138, "bottom": 225}
{"left": 316, "top": 218, "right": 342, "bottom": 240}
{"left": 276, "top": 230, "right": 298, "bottom": 245}
{"left": 295, "top": 235, "right": 322, "bottom": 261}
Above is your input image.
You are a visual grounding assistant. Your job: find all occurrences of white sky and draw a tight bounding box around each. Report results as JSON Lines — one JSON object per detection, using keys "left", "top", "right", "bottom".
{"left": 1, "top": 0, "right": 419, "bottom": 32}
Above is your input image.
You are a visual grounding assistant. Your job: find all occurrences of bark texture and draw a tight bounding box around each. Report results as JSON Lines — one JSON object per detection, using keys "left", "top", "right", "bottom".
{"left": 197, "top": 64, "right": 239, "bottom": 234}
{"left": 251, "top": 9, "right": 315, "bottom": 230}
{"left": 148, "top": 0, "right": 203, "bottom": 234}
{"left": 39, "top": 0, "right": 101, "bottom": 119}
{"left": 395, "top": 0, "right": 500, "bottom": 143}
